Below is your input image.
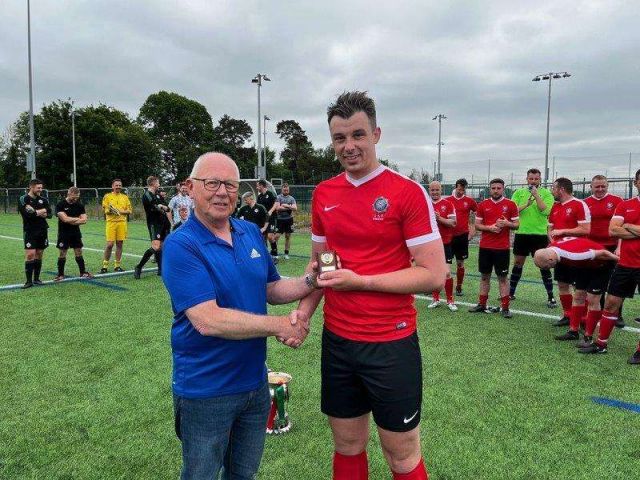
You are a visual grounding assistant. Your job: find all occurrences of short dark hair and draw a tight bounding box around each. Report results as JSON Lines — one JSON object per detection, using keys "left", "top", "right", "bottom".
{"left": 554, "top": 177, "right": 573, "bottom": 194}
{"left": 527, "top": 168, "right": 541, "bottom": 176}
{"left": 112, "top": 178, "right": 122, "bottom": 185}
{"left": 455, "top": 178, "right": 468, "bottom": 188}
{"left": 327, "top": 91, "right": 377, "bottom": 129}
{"left": 635, "top": 169, "right": 640, "bottom": 181}
{"left": 147, "top": 175, "right": 159, "bottom": 186}
{"left": 591, "top": 174, "right": 607, "bottom": 182}
{"left": 29, "top": 179, "right": 43, "bottom": 188}
{"left": 490, "top": 178, "right": 505, "bottom": 186}
{"left": 257, "top": 179, "right": 267, "bottom": 187}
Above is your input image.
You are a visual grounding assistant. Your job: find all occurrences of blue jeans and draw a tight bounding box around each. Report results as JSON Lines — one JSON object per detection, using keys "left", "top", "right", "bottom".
{"left": 173, "top": 381, "right": 271, "bottom": 480}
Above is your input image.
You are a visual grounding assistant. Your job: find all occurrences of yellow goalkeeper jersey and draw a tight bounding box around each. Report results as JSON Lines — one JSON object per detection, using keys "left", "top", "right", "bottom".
{"left": 102, "top": 192, "right": 132, "bottom": 222}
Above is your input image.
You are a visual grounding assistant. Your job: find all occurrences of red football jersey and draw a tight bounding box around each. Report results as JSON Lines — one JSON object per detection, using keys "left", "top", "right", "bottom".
{"left": 476, "top": 197, "right": 519, "bottom": 249}
{"left": 549, "top": 237, "right": 605, "bottom": 268}
{"left": 548, "top": 197, "right": 590, "bottom": 240}
{"left": 448, "top": 194, "right": 477, "bottom": 236}
{"left": 432, "top": 198, "right": 456, "bottom": 245}
{"left": 311, "top": 165, "right": 440, "bottom": 342}
{"left": 612, "top": 197, "right": 640, "bottom": 268}
{"left": 585, "top": 194, "right": 623, "bottom": 246}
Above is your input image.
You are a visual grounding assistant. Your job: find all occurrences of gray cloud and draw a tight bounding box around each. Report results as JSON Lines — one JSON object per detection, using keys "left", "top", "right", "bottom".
{"left": 2, "top": 0, "right": 639, "bottom": 184}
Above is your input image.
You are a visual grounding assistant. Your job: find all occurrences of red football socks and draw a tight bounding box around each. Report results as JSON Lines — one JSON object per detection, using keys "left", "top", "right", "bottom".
{"left": 431, "top": 291, "right": 441, "bottom": 301}
{"left": 392, "top": 458, "right": 429, "bottom": 480}
{"left": 456, "top": 266, "right": 465, "bottom": 289}
{"left": 333, "top": 451, "right": 368, "bottom": 480}
{"left": 596, "top": 310, "right": 618, "bottom": 347}
{"left": 559, "top": 294, "right": 573, "bottom": 318}
{"left": 569, "top": 304, "right": 587, "bottom": 332}
{"left": 479, "top": 294, "right": 488, "bottom": 307}
{"left": 584, "top": 310, "right": 602, "bottom": 337}
{"left": 444, "top": 278, "right": 454, "bottom": 302}
{"left": 501, "top": 295, "right": 510, "bottom": 310}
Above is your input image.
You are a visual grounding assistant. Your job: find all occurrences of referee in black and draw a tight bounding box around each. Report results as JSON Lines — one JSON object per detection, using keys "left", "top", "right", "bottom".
{"left": 18, "top": 178, "right": 52, "bottom": 288}
{"left": 256, "top": 179, "right": 278, "bottom": 257}
{"left": 134, "top": 176, "right": 171, "bottom": 279}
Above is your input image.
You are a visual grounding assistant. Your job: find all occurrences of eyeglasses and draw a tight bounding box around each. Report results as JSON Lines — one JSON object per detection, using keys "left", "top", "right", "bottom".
{"left": 192, "top": 178, "right": 240, "bottom": 193}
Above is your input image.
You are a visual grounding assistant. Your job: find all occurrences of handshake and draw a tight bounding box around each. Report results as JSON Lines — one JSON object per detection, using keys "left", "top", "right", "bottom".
{"left": 276, "top": 310, "right": 310, "bottom": 349}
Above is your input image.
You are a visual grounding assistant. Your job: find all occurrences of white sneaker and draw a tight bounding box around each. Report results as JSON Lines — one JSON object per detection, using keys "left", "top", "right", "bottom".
{"left": 428, "top": 300, "right": 441, "bottom": 309}
{"left": 447, "top": 302, "right": 458, "bottom": 312}
{"left": 284, "top": 254, "right": 289, "bottom": 260}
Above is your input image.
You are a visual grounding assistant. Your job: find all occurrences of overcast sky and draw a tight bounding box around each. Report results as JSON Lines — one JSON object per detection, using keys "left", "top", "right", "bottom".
{"left": 2, "top": 1, "right": 639, "bottom": 184}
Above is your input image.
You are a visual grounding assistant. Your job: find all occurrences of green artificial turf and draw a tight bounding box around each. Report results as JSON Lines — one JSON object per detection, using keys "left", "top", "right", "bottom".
{"left": 1, "top": 212, "right": 639, "bottom": 479}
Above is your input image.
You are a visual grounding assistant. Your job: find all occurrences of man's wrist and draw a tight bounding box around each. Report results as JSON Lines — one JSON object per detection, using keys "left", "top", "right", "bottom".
{"left": 304, "top": 272, "right": 318, "bottom": 289}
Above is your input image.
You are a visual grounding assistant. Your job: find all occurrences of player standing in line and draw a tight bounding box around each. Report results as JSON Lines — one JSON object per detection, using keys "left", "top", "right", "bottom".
{"left": 256, "top": 179, "right": 279, "bottom": 258}
{"left": 447, "top": 178, "right": 477, "bottom": 296}
{"left": 534, "top": 237, "right": 618, "bottom": 348}
{"left": 295, "top": 91, "right": 446, "bottom": 480}
{"left": 100, "top": 179, "right": 132, "bottom": 273}
{"left": 509, "top": 168, "right": 556, "bottom": 306}
{"left": 168, "top": 181, "right": 193, "bottom": 229}
{"left": 18, "top": 179, "right": 52, "bottom": 288}
{"left": 54, "top": 186, "right": 93, "bottom": 280}
{"left": 134, "top": 176, "right": 171, "bottom": 279}
{"left": 427, "top": 181, "right": 458, "bottom": 311}
{"left": 584, "top": 175, "right": 625, "bottom": 328}
{"left": 274, "top": 183, "right": 297, "bottom": 260}
{"left": 547, "top": 178, "right": 592, "bottom": 340}
{"left": 468, "top": 179, "right": 519, "bottom": 318}
{"left": 237, "top": 191, "right": 269, "bottom": 233}
{"left": 578, "top": 169, "right": 640, "bottom": 364}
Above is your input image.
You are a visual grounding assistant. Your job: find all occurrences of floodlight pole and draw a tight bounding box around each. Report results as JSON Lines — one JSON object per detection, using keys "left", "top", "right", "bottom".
{"left": 27, "top": 0, "right": 36, "bottom": 179}
{"left": 433, "top": 114, "right": 446, "bottom": 181}
{"left": 532, "top": 71, "right": 571, "bottom": 186}
{"left": 71, "top": 101, "right": 77, "bottom": 187}
{"left": 263, "top": 115, "right": 270, "bottom": 167}
{"left": 252, "top": 74, "right": 270, "bottom": 179}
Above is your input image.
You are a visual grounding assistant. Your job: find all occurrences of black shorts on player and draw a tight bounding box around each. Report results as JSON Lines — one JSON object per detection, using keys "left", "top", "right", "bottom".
{"left": 443, "top": 243, "right": 453, "bottom": 265}
{"left": 276, "top": 217, "right": 294, "bottom": 234}
{"left": 148, "top": 223, "right": 169, "bottom": 242}
{"left": 478, "top": 248, "right": 510, "bottom": 276}
{"left": 513, "top": 233, "right": 548, "bottom": 257}
{"left": 56, "top": 234, "right": 83, "bottom": 250}
{"left": 553, "top": 262, "right": 577, "bottom": 284}
{"left": 607, "top": 265, "right": 640, "bottom": 299}
{"left": 451, "top": 233, "right": 469, "bottom": 261}
{"left": 574, "top": 264, "right": 613, "bottom": 295}
{"left": 24, "top": 231, "right": 49, "bottom": 250}
{"left": 321, "top": 328, "right": 422, "bottom": 433}
{"left": 267, "top": 214, "right": 278, "bottom": 234}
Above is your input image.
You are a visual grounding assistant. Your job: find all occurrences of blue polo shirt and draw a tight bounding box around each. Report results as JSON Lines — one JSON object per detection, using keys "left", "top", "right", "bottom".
{"left": 161, "top": 214, "right": 280, "bottom": 399}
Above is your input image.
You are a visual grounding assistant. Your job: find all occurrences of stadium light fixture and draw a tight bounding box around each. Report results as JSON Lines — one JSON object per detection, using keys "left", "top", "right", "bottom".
{"left": 71, "top": 100, "right": 77, "bottom": 187}
{"left": 263, "top": 115, "right": 270, "bottom": 164}
{"left": 252, "top": 74, "right": 271, "bottom": 179}
{"left": 26, "top": 0, "right": 37, "bottom": 179}
{"left": 532, "top": 71, "right": 572, "bottom": 186}
{"left": 432, "top": 114, "right": 447, "bottom": 181}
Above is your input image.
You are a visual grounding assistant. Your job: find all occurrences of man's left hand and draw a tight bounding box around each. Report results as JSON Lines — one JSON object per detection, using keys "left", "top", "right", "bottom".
{"left": 317, "top": 269, "right": 365, "bottom": 291}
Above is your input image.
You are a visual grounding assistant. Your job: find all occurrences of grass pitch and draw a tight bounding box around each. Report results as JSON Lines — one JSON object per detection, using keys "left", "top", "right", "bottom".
{"left": 1, "top": 212, "right": 640, "bottom": 479}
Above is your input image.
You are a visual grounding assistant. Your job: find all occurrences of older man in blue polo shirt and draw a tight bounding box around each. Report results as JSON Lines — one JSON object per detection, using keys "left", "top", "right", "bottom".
{"left": 162, "top": 152, "right": 316, "bottom": 480}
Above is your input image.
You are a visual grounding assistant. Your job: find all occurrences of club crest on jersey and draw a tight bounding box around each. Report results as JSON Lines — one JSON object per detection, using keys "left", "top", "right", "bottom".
{"left": 607, "top": 202, "right": 614, "bottom": 209}
{"left": 502, "top": 206, "right": 508, "bottom": 212}
{"left": 566, "top": 208, "right": 572, "bottom": 215}
{"left": 463, "top": 202, "right": 468, "bottom": 207}
{"left": 372, "top": 196, "right": 389, "bottom": 221}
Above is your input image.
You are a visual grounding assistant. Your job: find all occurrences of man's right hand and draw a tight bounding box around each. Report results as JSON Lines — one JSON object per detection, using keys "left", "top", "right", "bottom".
{"left": 276, "top": 310, "right": 310, "bottom": 348}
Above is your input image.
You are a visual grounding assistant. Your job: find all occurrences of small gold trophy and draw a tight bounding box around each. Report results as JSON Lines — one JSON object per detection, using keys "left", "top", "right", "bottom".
{"left": 317, "top": 251, "right": 337, "bottom": 273}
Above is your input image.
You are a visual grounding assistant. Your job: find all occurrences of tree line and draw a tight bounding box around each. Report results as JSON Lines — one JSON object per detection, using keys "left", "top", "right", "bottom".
{"left": 0, "top": 90, "right": 385, "bottom": 189}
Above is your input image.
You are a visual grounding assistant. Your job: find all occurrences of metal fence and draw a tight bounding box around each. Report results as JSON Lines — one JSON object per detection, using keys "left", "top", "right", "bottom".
{"left": 2, "top": 177, "right": 636, "bottom": 229}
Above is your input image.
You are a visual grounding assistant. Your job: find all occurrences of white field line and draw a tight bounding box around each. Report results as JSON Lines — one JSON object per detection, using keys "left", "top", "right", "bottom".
{"left": 2, "top": 233, "right": 639, "bottom": 335}
{"left": 0, "top": 234, "right": 143, "bottom": 258}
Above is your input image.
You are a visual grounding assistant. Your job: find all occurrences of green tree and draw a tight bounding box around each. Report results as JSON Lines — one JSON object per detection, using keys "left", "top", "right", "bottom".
{"left": 138, "top": 91, "right": 215, "bottom": 182}
{"left": 212, "top": 115, "right": 256, "bottom": 178}
{"left": 276, "top": 120, "right": 315, "bottom": 182}
{"left": 0, "top": 101, "right": 159, "bottom": 188}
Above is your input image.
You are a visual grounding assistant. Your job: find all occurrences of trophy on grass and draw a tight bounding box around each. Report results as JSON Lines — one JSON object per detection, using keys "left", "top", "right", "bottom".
{"left": 266, "top": 370, "right": 292, "bottom": 435}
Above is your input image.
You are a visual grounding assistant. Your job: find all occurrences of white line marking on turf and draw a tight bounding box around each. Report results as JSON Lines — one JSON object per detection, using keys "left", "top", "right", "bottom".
{"left": 0, "top": 234, "right": 143, "bottom": 258}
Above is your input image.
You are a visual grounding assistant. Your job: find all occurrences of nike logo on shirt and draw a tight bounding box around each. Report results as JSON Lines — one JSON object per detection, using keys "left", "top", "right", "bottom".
{"left": 324, "top": 205, "right": 340, "bottom": 211}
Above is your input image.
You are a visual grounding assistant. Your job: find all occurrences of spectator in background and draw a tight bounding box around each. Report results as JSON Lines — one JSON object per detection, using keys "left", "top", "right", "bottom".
{"left": 237, "top": 191, "right": 268, "bottom": 234}
{"left": 169, "top": 182, "right": 193, "bottom": 228}
{"left": 274, "top": 183, "right": 297, "bottom": 259}
{"left": 18, "top": 178, "right": 52, "bottom": 288}
{"left": 448, "top": 178, "right": 477, "bottom": 296}
{"left": 256, "top": 179, "right": 278, "bottom": 258}
{"left": 100, "top": 179, "right": 132, "bottom": 274}
{"left": 54, "top": 186, "right": 93, "bottom": 280}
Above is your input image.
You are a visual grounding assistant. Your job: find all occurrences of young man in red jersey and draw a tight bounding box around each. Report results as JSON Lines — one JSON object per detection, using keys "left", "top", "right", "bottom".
{"left": 427, "top": 181, "right": 458, "bottom": 311}
{"left": 448, "top": 178, "right": 477, "bottom": 296}
{"left": 578, "top": 169, "right": 640, "bottom": 364}
{"left": 534, "top": 237, "right": 619, "bottom": 348}
{"left": 585, "top": 175, "right": 625, "bottom": 328}
{"left": 295, "top": 91, "right": 447, "bottom": 480}
{"left": 548, "top": 178, "right": 592, "bottom": 340}
{"left": 469, "top": 179, "right": 519, "bottom": 318}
